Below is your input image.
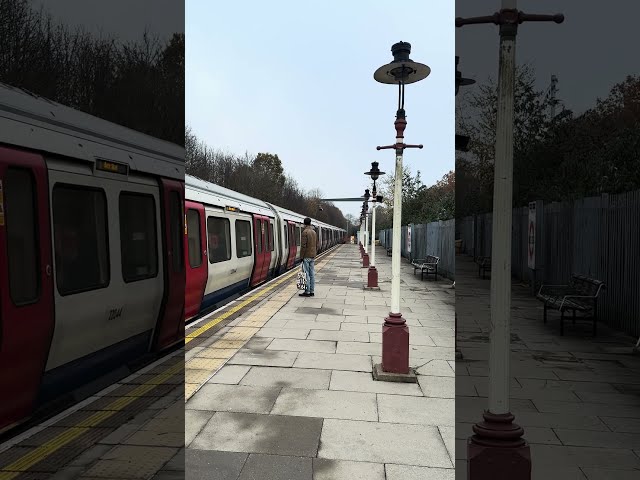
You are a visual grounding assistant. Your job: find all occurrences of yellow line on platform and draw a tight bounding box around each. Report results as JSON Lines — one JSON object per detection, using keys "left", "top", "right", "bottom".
{"left": 0, "top": 362, "right": 182, "bottom": 479}
{"left": 0, "top": 247, "right": 341, "bottom": 478}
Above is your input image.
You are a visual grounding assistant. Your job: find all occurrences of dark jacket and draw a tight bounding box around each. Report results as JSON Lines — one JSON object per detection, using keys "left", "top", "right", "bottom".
{"left": 300, "top": 226, "right": 317, "bottom": 259}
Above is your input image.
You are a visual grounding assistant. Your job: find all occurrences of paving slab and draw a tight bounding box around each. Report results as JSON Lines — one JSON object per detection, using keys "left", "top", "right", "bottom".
{"left": 293, "top": 352, "right": 372, "bottom": 372}
{"left": 227, "top": 349, "right": 299, "bottom": 367}
{"left": 385, "top": 464, "right": 455, "bottom": 480}
{"left": 237, "top": 453, "right": 312, "bottom": 480}
{"left": 185, "top": 449, "right": 247, "bottom": 480}
{"left": 270, "top": 388, "right": 378, "bottom": 421}
{"left": 317, "top": 419, "right": 452, "bottom": 467}
{"left": 308, "top": 330, "right": 370, "bottom": 342}
{"left": 580, "top": 467, "right": 640, "bottom": 479}
{"left": 191, "top": 412, "right": 323, "bottom": 457}
{"left": 329, "top": 370, "right": 423, "bottom": 396}
{"left": 267, "top": 338, "right": 337, "bottom": 353}
{"left": 416, "top": 359, "right": 455, "bottom": 377}
{"left": 240, "top": 366, "right": 331, "bottom": 389}
{"left": 312, "top": 459, "right": 385, "bottom": 480}
{"left": 377, "top": 394, "right": 455, "bottom": 426}
{"left": 186, "top": 384, "right": 281, "bottom": 414}
{"left": 254, "top": 328, "right": 310, "bottom": 339}
{"left": 418, "top": 375, "right": 455, "bottom": 398}
{"left": 185, "top": 409, "right": 215, "bottom": 447}
{"left": 207, "top": 365, "right": 251, "bottom": 384}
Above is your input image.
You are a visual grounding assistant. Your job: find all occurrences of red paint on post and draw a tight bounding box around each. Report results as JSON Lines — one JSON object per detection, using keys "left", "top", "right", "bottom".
{"left": 381, "top": 313, "right": 410, "bottom": 374}
{"left": 468, "top": 412, "right": 531, "bottom": 479}
{"left": 367, "top": 266, "right": 378, "bottom": 288}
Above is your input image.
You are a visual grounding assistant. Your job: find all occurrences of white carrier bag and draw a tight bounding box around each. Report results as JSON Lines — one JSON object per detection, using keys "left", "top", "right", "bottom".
{"left": 296, "top": 262, "right": 307, "bottom": 291}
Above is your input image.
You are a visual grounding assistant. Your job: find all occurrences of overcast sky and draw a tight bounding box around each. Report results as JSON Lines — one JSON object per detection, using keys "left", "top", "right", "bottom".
{"left": 456, "top": 0, "right": 640, "bottom": 116}
{"left": 32, "top": 0, "right": 183, "bottom": 40}
{"left": 186, "top": 0, "right": 454, "bottom": 219}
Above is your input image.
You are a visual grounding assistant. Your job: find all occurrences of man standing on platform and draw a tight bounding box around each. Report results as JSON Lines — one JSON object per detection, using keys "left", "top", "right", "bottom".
{"left": 299, "top": 217, "right": 317, "bottom": 297}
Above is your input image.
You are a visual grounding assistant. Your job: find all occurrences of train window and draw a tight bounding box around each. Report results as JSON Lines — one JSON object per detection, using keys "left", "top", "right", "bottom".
{"left": 119, "top": 193, "right": 158, "bottom": 282}
{"left": 296, "top": 226, "right": 301, "bottom": 246}
{"left": 187, "top": 209, "right": 202, "bottom": 268}
{"left": 53, "top": 185, "right": 109, "bottom": 295}
{"left": 236, "top": 220, "right": 252, "bottom": 258}
{"left": 268, "top": 222, "right": 274, "bottom": 251}
{"left": 207, "top": 216, "right": 231, "bottom": 263}
{"left": 4, "top": 168, "right": 39, "bottom": 305}
{"left": 284, "top": 225, "right": 288, "bottom": 248}
{"left": 256, "top": 220, "right": 262, "bottom": 254}
{"left": 169, "top": 191, "right": 184, "bottom": 273}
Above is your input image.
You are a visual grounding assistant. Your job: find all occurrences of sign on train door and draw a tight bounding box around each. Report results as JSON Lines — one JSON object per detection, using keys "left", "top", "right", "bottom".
{"left": 0, "top": 147, "right": 54, "bottom": 432}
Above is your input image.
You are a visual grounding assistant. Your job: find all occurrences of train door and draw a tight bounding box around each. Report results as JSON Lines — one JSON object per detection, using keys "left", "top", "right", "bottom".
{"left": 278, "top": 220, "right": 290, "bottom": 274}
{"left": 153, "top": 179, "right": 184, "bottom": 350}
{"left": 250, "top": 215, "right": 269, "bottom": 286}
{"left": 185, "top": 201, "right": 207, "bottom": 320}
{"left": 286, "top": 221, "right": 296, "bottom": 269}
{"left": 267, "top": 219, "right": 276, "bottom": 278}
{"left": 0, "top": 147, "right": 54, "bottom": 432}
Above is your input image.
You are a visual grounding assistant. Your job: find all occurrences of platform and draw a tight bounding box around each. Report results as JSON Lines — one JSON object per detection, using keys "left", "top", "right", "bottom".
{"left": 0, "top": 243, "right": 455, "bottom": 479}
{"left": 455, "top": 254, "right": 640, "bottom": 480}
{"left": 184, "top": 244, "right": 455, "bottom": 479}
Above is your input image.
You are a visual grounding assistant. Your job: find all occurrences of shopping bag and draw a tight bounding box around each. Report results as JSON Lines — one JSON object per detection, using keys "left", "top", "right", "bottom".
{"left": 296, "top": 263, "right": 307, "bottom": 291}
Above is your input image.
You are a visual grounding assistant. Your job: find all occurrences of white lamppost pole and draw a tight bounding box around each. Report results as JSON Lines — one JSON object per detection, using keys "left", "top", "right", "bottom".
{"left": 362, "top": 190, "right": 371, "bottom": 268}
{"left": 457, "top": 2, "right": 563, "bottom": 477}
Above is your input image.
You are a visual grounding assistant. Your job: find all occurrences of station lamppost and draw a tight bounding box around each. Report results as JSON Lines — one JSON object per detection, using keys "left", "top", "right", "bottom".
{"left": 364, "top": 162, "right": 385, "bottom": 288}
{"left": 362, "top": 189, "right": 371, "bottom": 268}
{"left": 359, "top": 203, "right": 366, "bottom": 256}
{"left": 372, "top": 41, "right": 429, "bottom": 380}
{"left": 457, "top": 2, "right": 563, "bottom": 478}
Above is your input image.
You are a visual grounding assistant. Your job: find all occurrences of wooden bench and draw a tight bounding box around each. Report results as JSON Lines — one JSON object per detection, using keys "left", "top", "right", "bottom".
{"left": 475, "top": 256, "right": 491, "bottom": 279}
{"left": 412, "top": 255, "right": 439, "bottom": 281}
{"left": 536, "top": 274, "right": 605, "bottom": 336}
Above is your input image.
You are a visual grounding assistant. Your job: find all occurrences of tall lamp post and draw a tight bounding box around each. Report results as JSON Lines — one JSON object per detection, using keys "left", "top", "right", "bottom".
{"left": 457, "top": 2, "right": 563, "bottom": 478}
{"left": 372, "top": 41, "right": 429, "bottom": 380}
{"left": 365, "top": 162, "right": 385, "bottom": 288}
{"left": 362, "top": 189, "right": 371, "bottom": 268}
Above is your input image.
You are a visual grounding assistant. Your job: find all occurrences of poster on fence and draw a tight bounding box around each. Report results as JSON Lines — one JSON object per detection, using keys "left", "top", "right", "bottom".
{"left": 407, "top": 225, "right": 411, "bottom": 253}
{"left": 528, "top": 202, "right": 536, "bottom": 269}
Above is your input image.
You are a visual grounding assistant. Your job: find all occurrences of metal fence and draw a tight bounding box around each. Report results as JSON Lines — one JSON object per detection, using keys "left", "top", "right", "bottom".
{"left": 457, "top": 190, "right": 640, "bottom": 337}
{"left": 378, "top": 219, "right": 455, "bottom": 280}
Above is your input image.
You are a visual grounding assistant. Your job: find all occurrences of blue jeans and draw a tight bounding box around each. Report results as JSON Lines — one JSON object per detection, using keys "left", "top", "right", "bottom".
{"left": 302, "top": 258, "right": 315, "bottom": 293}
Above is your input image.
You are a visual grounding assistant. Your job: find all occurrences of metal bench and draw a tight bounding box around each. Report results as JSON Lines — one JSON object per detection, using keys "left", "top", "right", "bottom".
{"left": 536, "top": 274, "right": 605, "bottom": 336}
{"left": 411, "top": 255, "right": 439, "bottom": 281}
{"left": 475, "top": 256, "right": 491, "bottom": 279}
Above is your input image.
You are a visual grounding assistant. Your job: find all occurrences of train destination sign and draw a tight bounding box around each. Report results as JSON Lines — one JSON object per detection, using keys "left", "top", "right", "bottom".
{"left": 96, "top": 159, "right": 128, "bottom": 175}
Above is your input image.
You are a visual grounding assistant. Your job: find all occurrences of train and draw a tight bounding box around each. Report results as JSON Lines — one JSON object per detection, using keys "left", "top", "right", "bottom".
{"left": 185, "top": 175, "right": 346, "bottom": 320}
{"left": 0, "top": 84, "right": 345, "bottom": 434}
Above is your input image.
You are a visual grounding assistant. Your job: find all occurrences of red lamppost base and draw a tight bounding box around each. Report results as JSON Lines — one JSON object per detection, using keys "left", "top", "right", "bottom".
{"left": 468, "top": 412, "right": 531, "bottom": 480}
{"left": 367, "top": 266, "right": 378, "bottom": 287}
{"left": 381, "top": 313, "right": 409, "bottom": 374}
{"left": 362, "top": 253, "right": 369, "bottom": 268}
